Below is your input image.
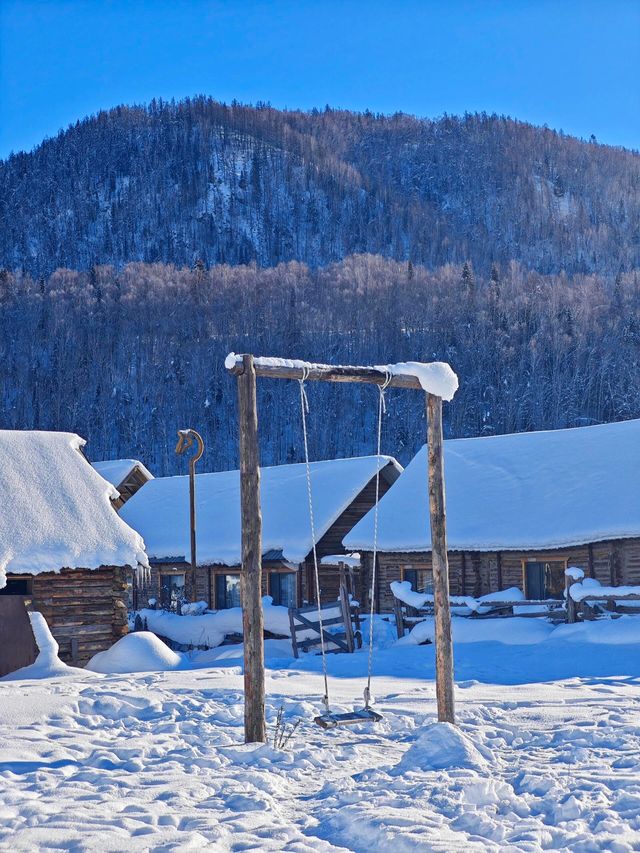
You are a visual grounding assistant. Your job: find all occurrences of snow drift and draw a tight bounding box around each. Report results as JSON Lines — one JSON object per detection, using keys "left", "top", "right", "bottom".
{"left": 86, "top": 632, "right": 182, "bottom": 673}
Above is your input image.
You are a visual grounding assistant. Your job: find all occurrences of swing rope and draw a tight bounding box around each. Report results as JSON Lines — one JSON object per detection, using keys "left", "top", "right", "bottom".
{"left": 299, "top": 368, "right": 330, "bottom": 714}
{"left": 364, "top": 371, "right": 392, "bottom": 709}
{"left": 300, "top": 368, "right": 390, "bottom": 721}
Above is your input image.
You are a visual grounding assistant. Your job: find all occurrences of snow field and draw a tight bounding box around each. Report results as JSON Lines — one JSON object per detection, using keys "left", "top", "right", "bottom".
{"left": 2, "top": 631, "right": 640, "bottom": 851}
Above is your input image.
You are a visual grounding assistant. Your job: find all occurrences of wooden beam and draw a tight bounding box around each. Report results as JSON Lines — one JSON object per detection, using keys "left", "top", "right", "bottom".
{"left": 587, "top": 543, "right": 595, "bottom": 579}
{"left": 237, "top": 354, "right": 266, "bottom": 744}
{"left": 226, "top": 355, "right": 425, "bottom": 390}
{"left": 426, "top": 393, "right": 456, "bottom": 725}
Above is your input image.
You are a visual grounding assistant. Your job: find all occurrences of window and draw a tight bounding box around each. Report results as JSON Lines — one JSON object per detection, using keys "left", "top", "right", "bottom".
{"left": 215, "top": 574, "right": 241, "bottom": 609}
{"left": 524, "top": 560, "right": 566, "bottom": 599}
{"left": 401, "top": 567, "right": 433, "bottom": 594}
{"left": 269, "top": 572, "right": 297, "bottom": 608}
{"left": 402, "top": 568, "right": 418, "bottom": 590}
{"left": 160, "top": 573, "right": 186, "bottom": 611}
{"left": 0, "top": 577, "right": 32, "bottom": 596}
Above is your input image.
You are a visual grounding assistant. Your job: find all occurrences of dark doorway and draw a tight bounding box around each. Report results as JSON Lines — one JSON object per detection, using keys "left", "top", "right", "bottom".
{"left": 525, "top": 561, "right": 565, "bottom": 599}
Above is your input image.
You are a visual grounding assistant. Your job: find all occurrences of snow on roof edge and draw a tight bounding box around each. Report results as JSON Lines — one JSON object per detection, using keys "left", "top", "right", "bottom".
{"left": 344, "top": 530, "right": 640, "bottom": 556}
{"left": 343, "top": 418, "right": 640, "bottom": 554}
{"left": 123, "top": 455, "right": 403, "bottom": 567}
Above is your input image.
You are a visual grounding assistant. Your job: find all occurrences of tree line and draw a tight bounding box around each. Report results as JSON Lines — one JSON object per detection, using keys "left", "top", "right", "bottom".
{"left": 1, "top": 255, "right": 638, "bottom": 475}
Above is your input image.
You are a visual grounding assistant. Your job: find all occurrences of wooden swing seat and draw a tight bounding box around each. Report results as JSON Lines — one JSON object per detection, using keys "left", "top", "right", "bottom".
{"left": 314, "top": 708, "right": 383, "bottom": 729}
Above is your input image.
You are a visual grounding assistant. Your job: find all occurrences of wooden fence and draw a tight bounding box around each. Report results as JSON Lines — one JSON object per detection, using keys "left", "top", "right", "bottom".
{"left": 289, "top": 579, "right": 362, "bottom": 658}
{"left": 394, "top": 583, "right": 640, "bottom": 638}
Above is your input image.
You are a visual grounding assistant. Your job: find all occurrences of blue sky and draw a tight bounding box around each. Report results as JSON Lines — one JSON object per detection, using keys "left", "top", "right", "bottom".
{"left": 1, "top": 0, "right": 638, "bottom": 158}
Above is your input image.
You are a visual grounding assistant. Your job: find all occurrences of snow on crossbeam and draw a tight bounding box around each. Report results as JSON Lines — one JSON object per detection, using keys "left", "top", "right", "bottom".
{"left": 224, "top": 353, "right": 459, "bottom": 400}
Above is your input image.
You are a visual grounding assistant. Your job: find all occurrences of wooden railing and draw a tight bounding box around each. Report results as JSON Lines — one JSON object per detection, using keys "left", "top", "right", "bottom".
{"left": 394, "top": 584, "right": 640, "bottom": 637}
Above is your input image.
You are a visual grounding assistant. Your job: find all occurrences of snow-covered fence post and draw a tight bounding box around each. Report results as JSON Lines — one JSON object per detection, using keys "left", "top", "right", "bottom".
{"left": 564, "top": 567, "right": 584, "bottom": 624}
{"left": 427, "top": 393, "right": 456, "bottom": 724}
{"left": 237, "top": 354, "right": 266, "bottom": 744}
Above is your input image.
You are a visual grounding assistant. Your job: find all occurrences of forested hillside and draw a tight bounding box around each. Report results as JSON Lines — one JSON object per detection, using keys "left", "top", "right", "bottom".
{"left": 2, "top": 256, "right": 638, "bottom": 474}
{"left": 1, "top": 97, "right": 638, "bottom": 276}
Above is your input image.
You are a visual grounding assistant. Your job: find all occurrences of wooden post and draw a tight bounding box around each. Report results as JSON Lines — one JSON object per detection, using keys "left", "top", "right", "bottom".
{"left": 237, "top": 354, "right": 266, "bottom": 743}
{"left": 426, "top": 393, "right": 456, "bottom": 724}
{"left": 461, "top": 552, "right": 467, "bottom": 596}
{"left": 587, "top": 543, "right": 595, "bottom": 579}
{"left": 175, "top": 428, "right": 204, "bottom": 604}
{"left": 339, "top": 565, "right": 355, "bottom": 653}
{"left": 393, "top": 596, "right": 405, "bottom": 639}
{"left": 565, "top": 573, "right": 578, "bottom": 624}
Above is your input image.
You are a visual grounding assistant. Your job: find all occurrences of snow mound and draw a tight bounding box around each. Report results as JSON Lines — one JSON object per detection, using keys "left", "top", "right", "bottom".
{"left": 391, "top": 722, "right": 488, "bottom": 774}
{"left": 399, "top": 615, "right": 554, "bottom": 646}
{"left": 135, "top": 597, "right": 294, "bottom": 648}
{"left": 86, "top": 632, "right": 182, "bottom": 673}
{"left": 553, "top": 616, "right": 640, "bottom": 645}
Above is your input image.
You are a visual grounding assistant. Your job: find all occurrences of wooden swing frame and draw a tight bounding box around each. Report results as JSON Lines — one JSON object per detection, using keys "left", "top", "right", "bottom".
{"left": 226, "top": 354, "right": 456, "bottom": 743}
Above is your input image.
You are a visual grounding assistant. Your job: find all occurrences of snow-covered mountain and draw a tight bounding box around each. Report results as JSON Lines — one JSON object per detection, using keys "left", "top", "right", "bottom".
{"left": 1, "top": 97, "right": 638, "bottom": 276}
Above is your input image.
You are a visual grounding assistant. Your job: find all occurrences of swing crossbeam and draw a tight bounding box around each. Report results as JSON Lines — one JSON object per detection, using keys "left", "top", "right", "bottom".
{"left": 226, "top": 356, "right": 425, "bottom": 391}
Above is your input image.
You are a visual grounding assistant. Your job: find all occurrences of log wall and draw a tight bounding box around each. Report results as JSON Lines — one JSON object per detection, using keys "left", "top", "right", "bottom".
{"left": 366, "top": 537, "right": 640, "bottom": 612}
{"left": 23, "top": 567, "right": 128, "bottom": 665}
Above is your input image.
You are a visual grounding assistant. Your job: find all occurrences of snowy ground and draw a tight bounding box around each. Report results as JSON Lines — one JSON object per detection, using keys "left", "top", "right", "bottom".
{"left": 2, "top": 619, "right": 640, "bottom": 851}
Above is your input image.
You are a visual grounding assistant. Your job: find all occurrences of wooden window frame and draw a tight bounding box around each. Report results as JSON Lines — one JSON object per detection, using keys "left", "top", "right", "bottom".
{"left": 400, "top": 565, "right": 418, "bottom": 589}
{"left": 0, "top": 575, "right": 34, "bottom": 601}
{"left": 521, "top": 556, "right": 569, "bottom": 599}
{"left": 159, "top": 569, "right": 187, "bottom": 611}
{"left": 267, "top": 570, "right": 298, "bottom": 608}
{"left": 213, "top": 571, "right": 241, "bottom": 610}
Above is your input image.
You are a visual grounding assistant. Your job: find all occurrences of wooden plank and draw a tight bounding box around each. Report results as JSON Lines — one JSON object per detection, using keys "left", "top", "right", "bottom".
{"left": 238, "top": 354, "right": 266, "bottom": 744}
{"left": 339, "top": 570, "right": 355, "bottom": 653}
{"left": 290, "top": 611, "right": 350, "bottom": 652}
{"left": 0, "top": 598, "right": 39, "bottom": 677}
{"left": 393, "top": 597, "right": 405, "bottom": 639}
{"left": 291, "top": 614, "right": 347, "bottom": 631}
{"left": 226, "top": 356, "right": 426, "bottom": 390}
{"left": 294, "top": 601, "right": 345, "bottom": 616}
{"left": 426, "top": 393, "right": 455, "bottom": 725}
{"left": 288, "top": 608, "right": 300, "bottom": 659}
{"left": 579, "top": 593, "right": 640, "bottom": 601}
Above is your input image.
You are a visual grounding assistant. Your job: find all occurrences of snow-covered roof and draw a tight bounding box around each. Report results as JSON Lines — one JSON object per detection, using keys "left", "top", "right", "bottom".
{"left": 0, "top": 431, "right": 147, "bottom": 585}
{"left": 92, "top": 458, "right": 154, "bottom": 489}
{"left": 344, "top": 419, "right": 640, "bottom": 554}
{"left": 121, "top": 456, "right": 402, "bottom": 567}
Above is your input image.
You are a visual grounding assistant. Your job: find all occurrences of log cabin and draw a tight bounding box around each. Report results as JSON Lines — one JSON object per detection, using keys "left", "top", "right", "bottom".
{"left": 0, "top": 431, "right": 147, "bottom": 667}
{"left": 92, "top": 458, "right": 154, "bottom": 508}
{"left": 344, "top": 419, "right": 640, "bottom": 612}
{"left": 120, "top": 456, "right": 401, "bottom": 611}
